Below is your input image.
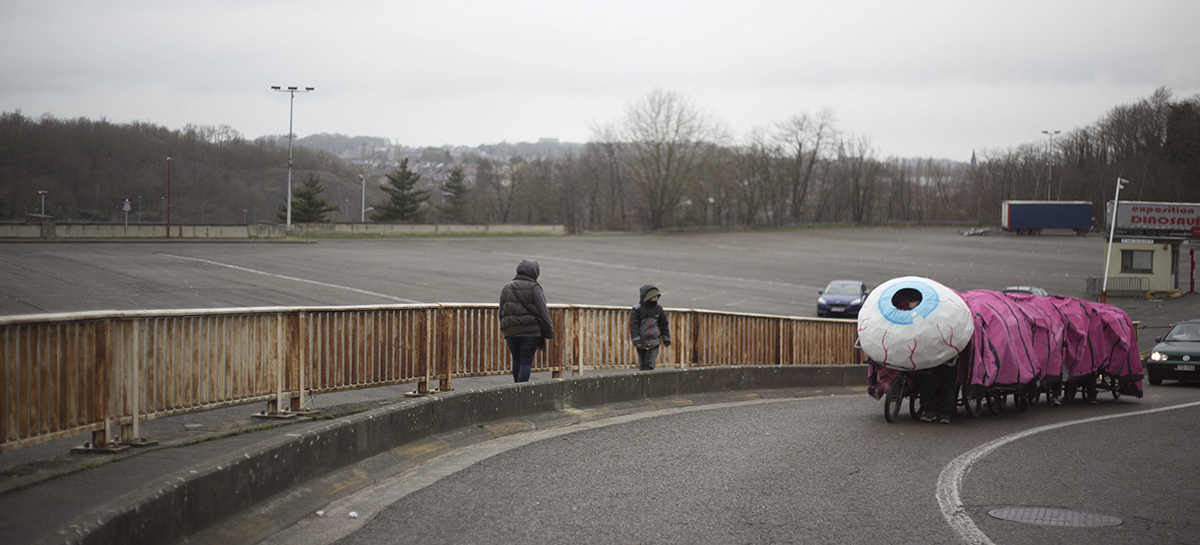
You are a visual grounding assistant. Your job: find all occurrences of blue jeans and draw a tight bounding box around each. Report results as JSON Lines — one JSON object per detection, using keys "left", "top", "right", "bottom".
{"left": 505, "top": 336, "right": 541, "bottom": 383}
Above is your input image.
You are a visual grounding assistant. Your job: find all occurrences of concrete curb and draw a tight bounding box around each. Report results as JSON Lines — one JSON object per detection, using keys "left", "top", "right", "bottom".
{"left": 42, "top": 365, "right": 867, "bottom": 545}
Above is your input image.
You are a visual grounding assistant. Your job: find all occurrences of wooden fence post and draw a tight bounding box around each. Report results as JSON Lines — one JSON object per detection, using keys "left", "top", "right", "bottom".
{"left": 436, "top": 306, "right": 453, "bottom": 392}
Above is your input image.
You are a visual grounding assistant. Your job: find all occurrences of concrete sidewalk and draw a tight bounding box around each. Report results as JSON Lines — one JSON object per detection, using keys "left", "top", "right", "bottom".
{"left": 0, "top": 373, "right": 536, "bottom": 545}
{"left": 0, "top": 366, "right": 866, "bottom": 545}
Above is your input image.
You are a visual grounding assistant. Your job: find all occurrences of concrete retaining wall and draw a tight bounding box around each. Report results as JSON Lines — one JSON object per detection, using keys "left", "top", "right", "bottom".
{"left": 289, "top": 223, "right": 565, "bottom": 236}
{"left": 66, "top": 365, "right": 865, "bottom": 545}
{"left": 0, "top": 222, "right": 565, "bottom": 239}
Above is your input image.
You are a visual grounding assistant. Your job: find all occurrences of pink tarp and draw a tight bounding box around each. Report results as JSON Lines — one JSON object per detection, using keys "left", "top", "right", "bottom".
{"left": 959, "top": 290, "right": 1143, "bottom": 397}
{"left": 867, "top": 290, "right": 1144, "bottom": 400}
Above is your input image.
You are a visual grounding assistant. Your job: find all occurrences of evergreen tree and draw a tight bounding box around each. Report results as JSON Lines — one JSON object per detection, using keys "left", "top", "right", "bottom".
{"left": 277, "top": 174, "right": 339, "bottom": 223}
{"left": 371, "top": 158, "right": 430, "bottom": 222}
{"left": 437, "top": 165, "right": 470, "bottom": 222}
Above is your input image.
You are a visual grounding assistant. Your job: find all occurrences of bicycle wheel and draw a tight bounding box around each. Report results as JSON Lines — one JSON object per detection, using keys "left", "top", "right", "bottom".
{"left": 909, "top": 386, "right": 923, "bottom": 419}
{"left": 962, "top": 388, "right": 983, "bottom": 419}
{"left": 884, "top": 376, "right": 905, "bottom": 423}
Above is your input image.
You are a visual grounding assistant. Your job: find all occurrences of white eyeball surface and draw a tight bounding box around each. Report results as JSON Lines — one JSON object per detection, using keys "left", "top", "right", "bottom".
{"left": 856, "top": 276, "right": 974, "bottom": 371}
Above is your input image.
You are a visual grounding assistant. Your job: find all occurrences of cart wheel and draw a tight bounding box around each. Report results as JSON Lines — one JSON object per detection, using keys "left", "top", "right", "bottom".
{"left": 1016, "top": 393, "right": 1030, "bottom": 412}
{"left": 884, "top": 377, "right": 905, "bottom": 423}
{"left": 963, "top": 391, "right": 982, "bottom": 419}
{"left": 1028, "top": 389, "right": 1041, "bottom": 406}
{"left": 909, "top": 389, "right": 923, "bottom": 420}
{"left": 1112, "top": 382, "right": 1121, "bottom": 399}
{"left": 986, "top": 395, "right": 1000, "bottom": 414}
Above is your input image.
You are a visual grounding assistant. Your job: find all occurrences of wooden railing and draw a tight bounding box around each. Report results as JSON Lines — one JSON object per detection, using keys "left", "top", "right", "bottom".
{"left": 0, "top": 304, "right": 858, "bottom": 453}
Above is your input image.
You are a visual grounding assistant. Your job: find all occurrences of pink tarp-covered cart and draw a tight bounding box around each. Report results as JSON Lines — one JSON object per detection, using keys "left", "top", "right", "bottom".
{"left": 863, "top": 278, "right": 1143, "bottom": 422}
{"left": 959, "top": 290, "right": 1143, "bottom": 410}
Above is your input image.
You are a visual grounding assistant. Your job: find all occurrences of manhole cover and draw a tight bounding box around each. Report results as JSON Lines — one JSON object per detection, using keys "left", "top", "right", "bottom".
{"left": 989, "top": 507, "right": 1121, "bottom": 527}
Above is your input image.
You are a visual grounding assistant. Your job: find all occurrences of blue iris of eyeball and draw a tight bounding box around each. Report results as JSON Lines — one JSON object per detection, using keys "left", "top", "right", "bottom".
{"left": 857, "top": 276, "right": 974, "bottom": 371}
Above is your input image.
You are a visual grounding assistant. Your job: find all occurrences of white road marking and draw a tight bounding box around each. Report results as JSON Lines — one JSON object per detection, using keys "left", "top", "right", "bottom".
{"left": 937, "top": 400, "right": 1200, "bottom": 545}
{"left": 160, "top": 254, "right": 421, "bottom": 303}
{"left": 494, "top": 251, "right": 823, "bottom": 291}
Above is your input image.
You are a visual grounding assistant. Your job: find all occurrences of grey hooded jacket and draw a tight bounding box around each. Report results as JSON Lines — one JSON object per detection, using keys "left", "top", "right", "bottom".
{"left": 630, "top": 284, "right": 670, "bottom": 348}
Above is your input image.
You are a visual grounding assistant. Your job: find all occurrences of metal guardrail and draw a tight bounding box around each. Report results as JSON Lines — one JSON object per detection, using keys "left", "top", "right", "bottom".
{"left": 1086, "top": 274, "right": 1149, "bottom": 298}
{"left": 0, "top": 304, "right": 858, "bottom": 453}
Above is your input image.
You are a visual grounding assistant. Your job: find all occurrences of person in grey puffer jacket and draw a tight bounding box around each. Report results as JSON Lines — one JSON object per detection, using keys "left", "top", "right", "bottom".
{"left": 499, "top": 259, "right": 554, "bottom": 382}
{"left": 629, "top": 284, "right": 670, "bottom": 370}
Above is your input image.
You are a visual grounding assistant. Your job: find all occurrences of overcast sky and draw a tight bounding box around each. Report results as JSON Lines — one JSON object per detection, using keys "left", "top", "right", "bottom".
{"left": 2, "top": 0, "right": 1197, "bottom": 161}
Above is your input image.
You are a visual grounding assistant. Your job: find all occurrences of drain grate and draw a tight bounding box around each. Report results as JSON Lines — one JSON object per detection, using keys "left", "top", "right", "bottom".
{"left": 989, "top": 507, "right": 1121, "bottom": 527}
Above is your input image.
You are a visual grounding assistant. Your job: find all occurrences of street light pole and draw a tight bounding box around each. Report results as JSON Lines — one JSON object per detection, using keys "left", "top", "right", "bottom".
{"left": 1101, "top": 177, "right": 1130, "bottom": 303}
{"left": 271, "top": 85, "right": 315, "bottom": 235}
{"left": 359, "top": 174, "right": 366, "bottom": 222}
{"left": 1041, "top": 130, "right": 1060, "bottom": 200}
{"left": 166, "top": 157, "right": 171, "bottom": 238}
{"left": 37, "top": 190, "right": 47, "bottom": 215}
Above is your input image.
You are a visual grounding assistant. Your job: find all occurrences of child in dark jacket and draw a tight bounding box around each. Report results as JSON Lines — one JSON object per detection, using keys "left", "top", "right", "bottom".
{"left": 630, "top": 285, "right": 671, "bottom": 370}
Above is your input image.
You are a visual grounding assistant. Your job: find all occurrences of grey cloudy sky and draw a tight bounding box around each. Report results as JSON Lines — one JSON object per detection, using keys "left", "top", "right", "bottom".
{"left": 2, "top": 0, "right": 1197, "bottom": 161}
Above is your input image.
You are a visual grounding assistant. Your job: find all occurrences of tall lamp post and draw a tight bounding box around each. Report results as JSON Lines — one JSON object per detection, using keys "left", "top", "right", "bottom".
{"left": 359, "top": 174, "right": 366, "bottom": 222}
{"left": 271, "top": 85, "right": 315, "bottom": 234}
{"left": 1101, "top": 177, "right": 1130, "bottom": 303}
{"left": 37, "top": 190, "right": 47, "bottom": 215}
{"left": 166, "top": 157, "right": 172, "bottom": 238}
{"left": 1041, "top": 130, "right": 1060, "bottom": 200}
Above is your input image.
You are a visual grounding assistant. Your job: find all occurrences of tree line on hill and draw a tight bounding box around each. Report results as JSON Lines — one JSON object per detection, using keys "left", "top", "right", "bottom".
{"left": 2, "top": 86, "right": 1197, "bottom": 232}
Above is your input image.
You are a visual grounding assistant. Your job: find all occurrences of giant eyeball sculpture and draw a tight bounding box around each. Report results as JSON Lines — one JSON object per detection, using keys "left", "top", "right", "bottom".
{"left": 856, "top": 276, "right": 974, "bottom": 371}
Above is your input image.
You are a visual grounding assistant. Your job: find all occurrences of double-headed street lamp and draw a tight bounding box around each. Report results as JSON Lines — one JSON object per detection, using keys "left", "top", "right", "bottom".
{"left": 1042, "top": 130, "right": 1061, "bottom": 200}
{"left": 271, "top": 85, "right": 315, "bottom": 234}
{"left": 1101, "top": 177, "right": 1131, "bottom": 303}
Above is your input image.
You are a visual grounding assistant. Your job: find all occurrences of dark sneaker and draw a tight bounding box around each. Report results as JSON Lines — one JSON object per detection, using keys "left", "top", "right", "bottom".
{"left": 938, "top": 415, "right": 951, "bottom": 424}
{"left": 920, "top": 412, "right": 936, "bottom": 422}
{"left": 1049, "top": 396, "right": 1061, "bottom": 407}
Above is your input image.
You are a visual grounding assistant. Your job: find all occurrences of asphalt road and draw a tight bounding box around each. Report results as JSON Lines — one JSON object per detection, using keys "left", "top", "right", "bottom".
{"left": 2, "top": 227, "right": 1194, "bottom": 351}
{"left": 253, "top": 385, "right": 1200, "bottom": 545}
{"left": 0, "top": 227, "right": 1178, "bottom": 312}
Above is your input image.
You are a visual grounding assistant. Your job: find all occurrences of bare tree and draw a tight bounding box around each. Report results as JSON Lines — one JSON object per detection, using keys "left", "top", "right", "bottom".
{"left": 733, "top": 127, "right": 776, "bottom": 225}
{"left": 610, "top": 89, "right": 728, "bottom": 230}
{"left": 587, "top": 125, "right": 631, "bottom": 230}
{"left": 775, "top": 109, "right": 837, "bottom": 223}
{"left": 477, "top": 158, "right": 516, "bottom": 223}
{"left": 840, "top": 135, "right": 882, "bottom": 223}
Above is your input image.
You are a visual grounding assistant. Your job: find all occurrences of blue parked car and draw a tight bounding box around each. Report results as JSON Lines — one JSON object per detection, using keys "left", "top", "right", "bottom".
{"left": 817, "top": 280, "right": 869, "bottom": 318}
